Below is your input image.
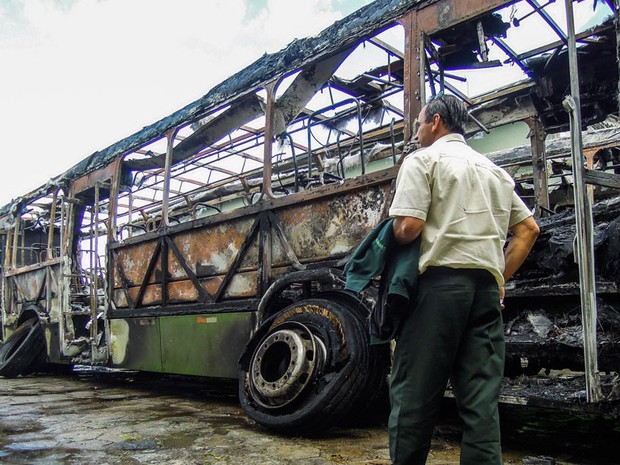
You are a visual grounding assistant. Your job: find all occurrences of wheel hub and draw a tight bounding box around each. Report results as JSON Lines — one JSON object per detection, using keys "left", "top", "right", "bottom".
{"left": 249, "top": 321, "right": 324, "bottom": 408}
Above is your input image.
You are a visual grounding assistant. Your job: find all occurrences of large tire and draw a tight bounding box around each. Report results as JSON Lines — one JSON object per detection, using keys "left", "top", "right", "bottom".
{"left": 239, "top": 298, "right": 372, "bottom": 435}
{"left": 313, "top": 290, "right": 391, "bottom": 426}
{"left": 0, "top": 318, "right": 46, "bottom": 378}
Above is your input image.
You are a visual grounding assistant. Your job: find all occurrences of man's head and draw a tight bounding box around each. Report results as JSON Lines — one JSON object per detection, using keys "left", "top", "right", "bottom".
{"left": 414, "top": 94, "right": 468, "bottom": 148}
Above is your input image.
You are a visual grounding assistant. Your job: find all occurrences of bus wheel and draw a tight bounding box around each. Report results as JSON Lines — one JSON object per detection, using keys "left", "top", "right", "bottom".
{"left": 0, "top": 318, "right": 46, "bottom": 378}
{"left": 239, "top": 298, "right": 370, "bottom": 435}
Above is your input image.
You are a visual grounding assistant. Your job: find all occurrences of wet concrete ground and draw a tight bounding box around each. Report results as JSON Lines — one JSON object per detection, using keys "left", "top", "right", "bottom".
{"left": 0, "top": 371, "right": 614, "bottom": 465}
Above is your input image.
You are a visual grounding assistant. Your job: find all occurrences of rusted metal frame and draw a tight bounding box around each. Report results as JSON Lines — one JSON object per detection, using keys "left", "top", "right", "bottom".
{"left": 192, "top": 136, "right": 266, "bottom": 168}
{"left": 126, "top": 192, "right": 158, "bottom": 204}
{"left": 58, "top": 197, "right": 72, "bottom": 350}
{"left": 266, "top": 210, "right": 305, "bottom": 271}
{"left": 264, "top": 81, "right": 278, "bottom": 200}
{"left": 108, "top": 298, "right": 260, "bottom": 319}
{"left": 192, "top": 130, "right": 264, "bottom": 164}
{"left": 584, "top": 147, "right": 596, "bottom": 204}
{"left": 427, "top": 72, "right": 474, "bottom": 106}
{"left": 124, "top": 95, "right": 264, "bottom": 172}
{"left": 46, "top": 191, "right": 58, "bottom": 260}
{"left": 213, "top": 213, "right": 263, "bottom": 303}
{"left": 11, "top": 217, "right": 19, "bottom": 269}
{"left": 240, "top": 124, "right": 262, "bottom": 135}
{"left": 173, "top": 175, "right": 204, "bottom": 187}
{"left": 399, "top": 0, "right": 517, "bottom": 121}
{"left": 422, "top": 32, "right": 445, "bottom": 95}
{"left": 413, "top": 0, "right": 517, "bottom": 35}
{"left": 368, "top": 37, "right": 404, "bottom": 60}
{"left": 123, "top": 167, "right": 250, "bottom": 224}
{"left": 161, "top": 234, "right": 169, "bottom": 307}
{"left": 163, "top": 235, "right": 212, "bottom": 303}
{"left": 361, "top": 73, "right": 404, "bottom": 89}
{"left": 11, "top": 276, "right": 27, "bottom": 307}
{"left": 526, "top": 117, "right": 550, "bottom": 215}
{"left": 34, "top": 271, "right": 47, "bottom": 305}
{"left": 133, "top": 237, "right": 163, "bottom": 309}
{"left": 2, "top": 258, "right": 63, "bottom": 278}
{"left": 583, "top": 170, "right": 620, "bottom": 190}
{"left": 280, "top": 132, "right": 300, "bottom": 192}
{"left": 146, "top": 184, "right": 187, "bottom": 196}
{"left": 198, "top": 163, "right": 241, "bottom": 178}
{"left": 89, "top": 182, "right": 101, "bottom": 346}
{"left": 562, "top": 0, "right": 602, "bottom": 403}
{"left": 107, "top": 159, "right": 123, "bottom": 245}
{"left": 112, "top": 251, "right": 135, "bottom": 308}
{"left": 400, "top": 11, "right": 422, "bottom": 144}
{"left": 4, "top": 228, "right": 12, "bottom": 271}
{"left": 162, "top": 127, "right": 181, "bottom": 229}
{"left": 19, "top": 219, "right": 26, "bottom": 267}
{"left": 490, "top": 37, "right": 531, "bottom": 74}
{"left": 110, "top": 166, "right": 399, "bottom": 250}
{"left": 307, "top": 98, "right": 366, "bottom": 177}
{"left": 258, "top": 211, "right": 272, "bottom": 297}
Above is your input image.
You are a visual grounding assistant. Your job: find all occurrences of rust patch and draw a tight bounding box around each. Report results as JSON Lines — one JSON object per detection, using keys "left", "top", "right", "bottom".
{"left": 271, "top": 304, "right": 346, "bottom": 349}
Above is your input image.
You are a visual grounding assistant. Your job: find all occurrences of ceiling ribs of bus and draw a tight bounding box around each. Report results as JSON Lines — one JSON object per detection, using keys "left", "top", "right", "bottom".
{"left": 125, "top": 50, "right": 351, "bottom": 173}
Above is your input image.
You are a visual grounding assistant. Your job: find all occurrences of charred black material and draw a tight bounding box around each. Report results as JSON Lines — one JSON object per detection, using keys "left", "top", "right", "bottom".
{"left": 526, "top": 18, "right": 619, "bottom": 133}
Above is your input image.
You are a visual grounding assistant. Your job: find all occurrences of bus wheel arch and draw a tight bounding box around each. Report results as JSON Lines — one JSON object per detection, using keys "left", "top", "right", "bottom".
{"left": 256, "top": 268, "right": 345, "bottom": 324}
{"left": 0, "top": 313, "right": 47, "bottom": 378}
{"left": 16, "top": 303, "right": 45, "bottom": 325}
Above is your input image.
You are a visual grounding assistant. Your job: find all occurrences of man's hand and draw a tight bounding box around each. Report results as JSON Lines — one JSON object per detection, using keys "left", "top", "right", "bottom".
{"left": 499, "top": 285, "right": 505, "bottom": 310}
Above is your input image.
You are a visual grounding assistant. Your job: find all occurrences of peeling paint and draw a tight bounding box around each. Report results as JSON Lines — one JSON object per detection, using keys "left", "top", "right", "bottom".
{"left": 109, "top": 319, "right": 130, "bottom": 365}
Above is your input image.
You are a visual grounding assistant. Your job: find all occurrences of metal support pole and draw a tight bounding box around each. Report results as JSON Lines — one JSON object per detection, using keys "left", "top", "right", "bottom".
{"left": 162, "top": 127, "right": 180, "bottom": 228}
{"left": 47, "top": 190, "right": 58, "bottom": 259}
{"left": 263, "top": 82, "right": 277, "bottom": 199}
{"left": 91, "top": 183, "right": 100, "bottom": 360}
{"left": 563, "top": 0, "right": 602, "bottom": 402}
{"left": 526, "top": 117, "right": 550, "bottom": 215}
{"left": 400, "top": 11, "right": 422, "bottom": 144}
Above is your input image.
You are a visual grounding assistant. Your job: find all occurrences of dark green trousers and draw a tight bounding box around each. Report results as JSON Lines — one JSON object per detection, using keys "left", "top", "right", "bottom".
{"left": 389, "top": 267, "right": 505, "bottom": 465}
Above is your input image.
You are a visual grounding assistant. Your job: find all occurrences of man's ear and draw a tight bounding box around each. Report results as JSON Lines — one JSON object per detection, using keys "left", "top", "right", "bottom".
{"left": 431, "top": 113, "right": 442, "bottom": 132}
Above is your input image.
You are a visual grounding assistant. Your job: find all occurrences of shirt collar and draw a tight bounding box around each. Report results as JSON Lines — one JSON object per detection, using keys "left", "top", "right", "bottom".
{"left": 433, "top": 133, "right": 466, "bottom": 145}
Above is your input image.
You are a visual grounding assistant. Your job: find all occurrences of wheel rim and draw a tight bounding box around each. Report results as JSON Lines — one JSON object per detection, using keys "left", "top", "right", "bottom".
{"left": 249, "top": 321, "right": 325, "bottom": 409}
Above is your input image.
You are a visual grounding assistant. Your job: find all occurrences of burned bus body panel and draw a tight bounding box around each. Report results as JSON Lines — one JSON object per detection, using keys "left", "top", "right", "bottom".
{"left": 108, "top": 179, "right": 392, "bottom": 375}
{"left": 0, "top": 0, "right": 619, "bottom": 432}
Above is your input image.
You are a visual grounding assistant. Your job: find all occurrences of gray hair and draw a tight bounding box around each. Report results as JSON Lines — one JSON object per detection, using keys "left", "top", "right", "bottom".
{"left": 424, "top": 94, "right": 468, "bottom": 135}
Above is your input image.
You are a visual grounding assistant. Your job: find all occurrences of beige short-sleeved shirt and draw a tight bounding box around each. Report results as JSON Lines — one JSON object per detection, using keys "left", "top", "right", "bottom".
{"left": 389, "top": 133, "right": 533, "bottom": 286}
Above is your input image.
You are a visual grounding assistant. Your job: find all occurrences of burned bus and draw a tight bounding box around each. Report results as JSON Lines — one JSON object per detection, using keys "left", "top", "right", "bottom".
{"left": 0, "top": 0, "right": 619, "bottom": 433}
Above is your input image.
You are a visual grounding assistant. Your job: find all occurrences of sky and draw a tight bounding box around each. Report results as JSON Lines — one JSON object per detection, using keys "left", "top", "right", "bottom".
{"left": 0, "top": 0, "right": 371, "bottom": 207}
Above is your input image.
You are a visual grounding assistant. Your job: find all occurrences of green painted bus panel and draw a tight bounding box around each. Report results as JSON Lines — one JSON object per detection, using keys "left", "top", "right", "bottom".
{"left": 110, "top": 318, "right": 163, "bottom": 373}
{"left": 160, "top": 312, "right": 255, "bottom": 378}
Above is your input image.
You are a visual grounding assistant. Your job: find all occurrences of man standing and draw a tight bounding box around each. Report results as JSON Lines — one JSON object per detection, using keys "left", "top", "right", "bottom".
{"left": 388, "top": 94, "right": 540, "bottom": 464}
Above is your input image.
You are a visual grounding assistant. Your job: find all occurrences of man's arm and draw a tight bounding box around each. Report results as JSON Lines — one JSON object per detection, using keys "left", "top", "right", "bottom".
{"left": 500, "top": 215, "right": 540, "bottom": 303}
{"left": 393, "top": 216, "right": 426, "bottom": 245}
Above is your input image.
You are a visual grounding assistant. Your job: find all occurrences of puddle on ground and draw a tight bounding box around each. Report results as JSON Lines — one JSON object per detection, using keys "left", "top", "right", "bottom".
{"left": 0, "top": 374, "right": 616, "bottom": 465}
